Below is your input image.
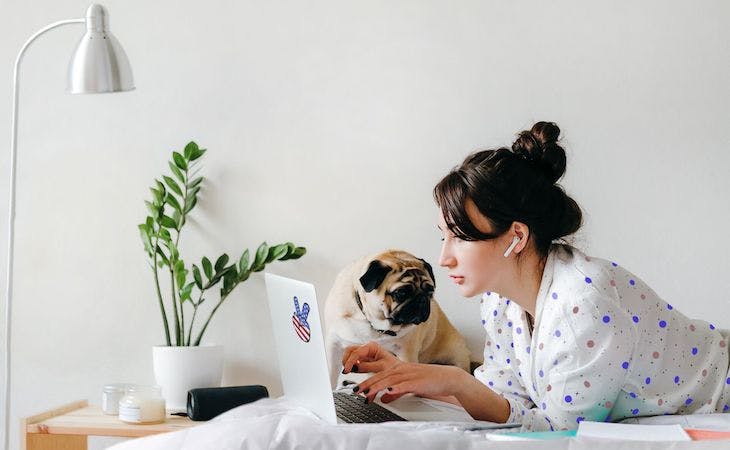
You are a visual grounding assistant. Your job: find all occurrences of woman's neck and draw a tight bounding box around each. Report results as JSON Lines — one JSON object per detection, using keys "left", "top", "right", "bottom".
{"left": 496, "top": 249, "right": 547, "bottom": 317}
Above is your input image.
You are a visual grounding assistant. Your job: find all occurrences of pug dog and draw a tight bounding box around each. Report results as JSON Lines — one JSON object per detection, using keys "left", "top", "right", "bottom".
{"left": 324, "top": 249, "right": 471, "bottom": 388}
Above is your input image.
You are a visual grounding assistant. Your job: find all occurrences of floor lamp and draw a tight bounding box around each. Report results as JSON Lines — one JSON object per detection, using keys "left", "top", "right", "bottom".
{"left": 3, "top": 4, "right": 134, "bottom": 448}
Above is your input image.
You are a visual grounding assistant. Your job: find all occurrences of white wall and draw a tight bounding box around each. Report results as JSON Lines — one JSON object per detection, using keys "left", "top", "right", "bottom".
{"left": 1, "top": 0, "right": 728, "bottom": 448}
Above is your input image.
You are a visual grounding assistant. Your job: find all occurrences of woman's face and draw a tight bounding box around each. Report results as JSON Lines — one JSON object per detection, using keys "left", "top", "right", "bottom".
{"left": 437, "top": 200, "right": 512, "bottom": 298}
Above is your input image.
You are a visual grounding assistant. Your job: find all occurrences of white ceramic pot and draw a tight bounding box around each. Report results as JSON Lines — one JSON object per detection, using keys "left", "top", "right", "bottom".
{"left": 152, "top": 344, "right": 224, "bottom": 412}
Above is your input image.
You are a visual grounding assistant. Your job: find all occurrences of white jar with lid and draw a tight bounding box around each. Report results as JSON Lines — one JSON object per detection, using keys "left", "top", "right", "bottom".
{"left": 118, "top": 385, "right": 166, "bottom": 424}
{"left": 102, "top": 384, "right": 128, "bottom": 415}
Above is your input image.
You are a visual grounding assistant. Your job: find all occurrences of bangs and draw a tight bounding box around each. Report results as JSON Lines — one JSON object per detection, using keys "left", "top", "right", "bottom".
{"left": 433, "top": 170, "right": 499, "bottom": 241}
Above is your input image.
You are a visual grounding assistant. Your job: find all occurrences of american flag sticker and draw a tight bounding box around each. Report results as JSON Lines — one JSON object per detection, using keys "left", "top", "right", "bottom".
{"left": 291, "top": 296, "right": 311, "bottom": 342}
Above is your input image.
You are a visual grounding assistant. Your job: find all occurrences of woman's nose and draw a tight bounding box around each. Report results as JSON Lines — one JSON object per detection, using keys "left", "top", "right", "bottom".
{"left": 439, "top": 243, "right": 455, "bottom": 268}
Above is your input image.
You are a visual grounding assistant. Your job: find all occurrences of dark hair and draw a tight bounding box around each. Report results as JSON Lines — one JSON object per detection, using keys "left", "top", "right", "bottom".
{"left": 433, "top": 121, "right": 582, "bottom": 257}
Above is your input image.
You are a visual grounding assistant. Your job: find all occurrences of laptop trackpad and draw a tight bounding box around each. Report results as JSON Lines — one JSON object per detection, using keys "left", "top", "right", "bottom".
{"left": 378, "top": 395, "right": 476, "bottom": 422}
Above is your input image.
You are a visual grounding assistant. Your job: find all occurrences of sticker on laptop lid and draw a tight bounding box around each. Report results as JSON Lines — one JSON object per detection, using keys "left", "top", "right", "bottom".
{"left": 292, "top": 296, "right": 311, "bottom": 342}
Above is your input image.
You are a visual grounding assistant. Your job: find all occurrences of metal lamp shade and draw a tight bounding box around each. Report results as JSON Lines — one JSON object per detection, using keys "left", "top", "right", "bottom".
{"left": 67, "top": 4, "right": 134, "bottom": 93}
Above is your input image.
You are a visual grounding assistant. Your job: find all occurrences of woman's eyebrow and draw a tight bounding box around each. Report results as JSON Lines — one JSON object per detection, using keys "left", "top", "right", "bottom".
{"left": 436, "top": 224, "right": 443, "bottom": 231}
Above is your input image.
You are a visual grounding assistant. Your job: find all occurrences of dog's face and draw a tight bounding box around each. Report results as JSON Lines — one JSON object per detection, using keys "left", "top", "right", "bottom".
{"left": 357, "top": 250, "right": 436, "bottom": 332}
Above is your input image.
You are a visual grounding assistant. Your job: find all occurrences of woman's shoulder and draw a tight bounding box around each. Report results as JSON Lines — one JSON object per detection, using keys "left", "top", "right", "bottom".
{"left": 549, "top": 244, "right": 618, "bottom": 289}
{"left": 546, "top": 245, "right": 638, "bottom": 313}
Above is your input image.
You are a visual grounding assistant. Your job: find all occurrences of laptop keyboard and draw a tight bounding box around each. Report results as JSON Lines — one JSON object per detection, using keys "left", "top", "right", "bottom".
{"left": 333, "top": 392, "right": 406, "bottom": 423}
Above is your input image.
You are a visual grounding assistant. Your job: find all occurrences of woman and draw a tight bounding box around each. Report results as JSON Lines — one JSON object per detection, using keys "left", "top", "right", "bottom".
{"left": 342, "top": 122, "right": 730, "bottom": 431}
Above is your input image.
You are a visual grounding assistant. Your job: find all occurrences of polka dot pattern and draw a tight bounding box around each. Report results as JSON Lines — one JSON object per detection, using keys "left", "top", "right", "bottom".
{"left": 474, "top": 244, "right": 730, "bottom": 433}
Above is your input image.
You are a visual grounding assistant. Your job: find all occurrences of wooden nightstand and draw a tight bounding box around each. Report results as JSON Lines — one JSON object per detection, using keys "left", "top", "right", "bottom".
{"left": 21, "top": 400, "right": 197, "bottom": 450}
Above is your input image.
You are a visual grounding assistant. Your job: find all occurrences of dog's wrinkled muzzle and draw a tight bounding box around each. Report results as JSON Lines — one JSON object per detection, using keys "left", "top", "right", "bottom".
{"left": 390, "top": 296, "right": 431, "bottom": 325}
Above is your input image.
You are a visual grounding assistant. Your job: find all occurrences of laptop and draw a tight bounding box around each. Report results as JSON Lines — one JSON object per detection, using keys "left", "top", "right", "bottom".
{"left": 264, "top": 272, "right": 513, "bottom": 427}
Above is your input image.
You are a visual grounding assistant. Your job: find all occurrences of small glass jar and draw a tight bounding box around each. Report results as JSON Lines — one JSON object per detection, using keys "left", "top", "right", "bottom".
{"left": 102, "top": 384, "right": 128, "bottom": 415}
{"left": 118, "top": 385, "right": 166, "bottom": 424}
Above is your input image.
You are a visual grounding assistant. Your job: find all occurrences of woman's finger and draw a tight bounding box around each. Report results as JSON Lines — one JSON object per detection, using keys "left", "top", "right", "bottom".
{"left": 352, "top": 359, "right": 389, "bottom": 374}
{"left": 352, "top": 366, "right": 399, "bottom": 396}
{"left": 360, "top": 371, "right": 409, "bottom": 403}
{"left": 379, "top": 383, "right": 410, "bottom": 404}
{"left": 342, "top": 342, "right": 383, "bottom": 373}
{"left": 379, "top": 391, "right": 406, "bottom": 403}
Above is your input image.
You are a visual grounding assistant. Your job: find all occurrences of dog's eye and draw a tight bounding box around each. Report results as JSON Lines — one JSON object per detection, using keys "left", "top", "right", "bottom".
{"left": 390, "top": 287, "right": 412, "bottom": 301}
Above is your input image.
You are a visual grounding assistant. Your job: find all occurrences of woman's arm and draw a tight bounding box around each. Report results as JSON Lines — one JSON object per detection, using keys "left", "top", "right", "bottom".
{"left": 450, "top": 368, "right": 511, "bottom": 422}
{"left": 344, "top": 344, "right": 511, "bottom": 423}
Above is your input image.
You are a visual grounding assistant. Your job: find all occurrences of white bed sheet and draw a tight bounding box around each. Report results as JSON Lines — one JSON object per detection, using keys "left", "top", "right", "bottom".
{"left": 108, "top": 398, "right": 730, "bottom": 450}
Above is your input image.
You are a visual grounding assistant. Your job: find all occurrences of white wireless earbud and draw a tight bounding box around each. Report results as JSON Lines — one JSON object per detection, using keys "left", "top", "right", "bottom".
{"left": 503, "top": 236, "right": 521, "bottom": 258}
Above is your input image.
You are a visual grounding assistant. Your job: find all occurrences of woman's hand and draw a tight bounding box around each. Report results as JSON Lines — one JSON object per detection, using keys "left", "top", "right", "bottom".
{"left": 341, "top": 341, "right": 400, "bottom": 375}
{"left": 354, "top": 361, "right": 467, "bottom": 404}
{"left": 342, "top": 341, "right": 510, "bottom": 422}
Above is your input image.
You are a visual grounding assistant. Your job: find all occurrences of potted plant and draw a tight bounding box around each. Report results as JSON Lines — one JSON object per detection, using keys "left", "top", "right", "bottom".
{"left": 138, "top": 141, "right": 305, "bottom": 410}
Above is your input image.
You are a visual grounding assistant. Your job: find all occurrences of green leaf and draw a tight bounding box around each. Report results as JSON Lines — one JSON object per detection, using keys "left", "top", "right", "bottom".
{"left": 166, "top": 240, "right": 179, "bottom": 262}
{"left": 180, "top": 282, "right": 194, "bottom": 302}
{"left": 160, "top": 215, "right": 177, "bottom": 229}
{"left": 185, "top": 188, "right": 200, "bottom": 207}
{"left": 222, "top": 269, "right": 237, "bottom": 294}
{"left": 192, "top": 264, "right": 203, "bottom": 290}
{"left": 155, "top": 245, "right": 170, "bottom": 266}
{"left": 184, "top": 196, "right": 198, "bottom": 214}
{"left": 291, "top": 247, "right": 306, "bottom": 259}
{"left": 145, "top": 201, "right": 160, "bottom": 218}
{"left": 190, "top": 147, "right": 206, "bottom": 161}
{"left": 214, "top": 254, "right": 229, "bottom": 273}
{"left": 163, "top": 176, "right": 183, "bottom": 197}
{"left": 202, "top": 257, "right": 213, "bottom": 280}
{"left": 238, "top": 249, "right": 250, "bottom": 273}
{"left": 238, "top": 270, "right": 251, "bottom": 283}
{"left": 138, "top": 224, "right": 153, "bottom": 255}
{"left": 172, "top": 209, "right": 182, "bottom": 228}
{"left": 165, "top": 193, "right": 182, "bottom": 213}
{"left": 174, "top": 260, "right": 186, "bottom": 288}
{"left": 173, "top": 152, "right": 188, "bottom": 170}
{"left": 188, "top": 176, "right": 204, "bottom": 189}
{"left": 278, "top": 242, "right": 297, "bottom": 260}
{"left": 158, "top": 227, "right": 172, "bottom": 241}
{"left": 184, "top": 142, "right": 199, "bottom": 159}
{"left": 266, "top": 244, "right": 288, "bottom": 263}
{"left": 168, "top": 161, "right": 185, "bottom": 184}
{"left": 155, "top": 180, "right": 167, "bottom": 196}
{"left": 251, "top": 242, "right": 268, "bottom": 272}
{"left": 149, "top": 187, "right": 163, "bottom": 205}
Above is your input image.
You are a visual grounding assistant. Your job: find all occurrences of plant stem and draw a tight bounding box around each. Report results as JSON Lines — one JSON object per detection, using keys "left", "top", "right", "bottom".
{"left": 170, "top": 271, "right": 181, "bottom": 345}
{"left": 179, "top": 289, "right": 185, "bottom": 343}
{"left": 186, "top": 291, "right": 204, "bottom": 346}
{"left": 174, "top": 165, "right": 190, "bottom": 345}
{"left": 193, "top": 291, "right": 231, "bottom": 346}
{"left": 153, "top": 233, "right": 172, "bottom": 346}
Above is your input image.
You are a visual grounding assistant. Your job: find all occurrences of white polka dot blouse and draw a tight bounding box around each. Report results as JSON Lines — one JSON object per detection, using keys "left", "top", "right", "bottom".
{"left": 474, "top": 244, "right": 730, "bottom": 431}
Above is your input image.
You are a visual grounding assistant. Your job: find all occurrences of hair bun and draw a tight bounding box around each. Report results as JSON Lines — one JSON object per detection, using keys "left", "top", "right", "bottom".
{"left": 511, "top": 121, "right": 566, "bottom": 184}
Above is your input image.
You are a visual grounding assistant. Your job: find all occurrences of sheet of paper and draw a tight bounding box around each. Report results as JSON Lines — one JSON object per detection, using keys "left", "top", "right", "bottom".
{"left": 620, "top": 413, "right": 730, "bottom": 431}
{"left": 577, "top": 421, "right": 690, "bottom": 441}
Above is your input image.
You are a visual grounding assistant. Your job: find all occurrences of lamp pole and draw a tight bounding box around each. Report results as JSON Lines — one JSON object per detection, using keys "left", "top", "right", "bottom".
{"left": 3, "top": 6, "right": 134, "bottom": 449}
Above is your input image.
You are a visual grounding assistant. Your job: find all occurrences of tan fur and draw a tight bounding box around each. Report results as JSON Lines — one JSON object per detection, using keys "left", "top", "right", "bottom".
{"left": 324, "top": 249, "right": 471, "bottom": 388}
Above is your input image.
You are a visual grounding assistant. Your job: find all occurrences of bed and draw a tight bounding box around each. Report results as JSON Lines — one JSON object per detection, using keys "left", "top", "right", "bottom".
{"left": 107, "top": 397, "right": 730, "bottom": 450}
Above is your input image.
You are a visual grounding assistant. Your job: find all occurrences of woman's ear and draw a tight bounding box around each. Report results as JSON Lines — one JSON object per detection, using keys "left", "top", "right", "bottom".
{"left": 511, "top": 222, "right": 530, "bottom": 255}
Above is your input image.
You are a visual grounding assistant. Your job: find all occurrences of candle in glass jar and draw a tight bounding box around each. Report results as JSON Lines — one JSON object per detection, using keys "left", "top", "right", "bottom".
{"left": 118, "top": 385, "right": 166, "bottom": 424}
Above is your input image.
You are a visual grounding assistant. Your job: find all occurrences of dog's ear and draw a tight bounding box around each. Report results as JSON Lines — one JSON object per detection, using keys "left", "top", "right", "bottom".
{"left": 419, "top": 258, "right": 435, "bottom": 286}
{"left": 359, "top": 260, "right": 392, "bottom": 293}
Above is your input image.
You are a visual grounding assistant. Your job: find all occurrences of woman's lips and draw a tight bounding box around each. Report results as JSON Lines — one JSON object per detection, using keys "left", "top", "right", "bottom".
{"left": 449, "top": 275, "right": 464, "bottom": 285}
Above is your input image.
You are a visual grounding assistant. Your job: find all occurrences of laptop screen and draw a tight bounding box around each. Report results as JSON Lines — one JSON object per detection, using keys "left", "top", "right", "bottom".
{"left": 264, "top": 273, "right": 338, "bottom": 424}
